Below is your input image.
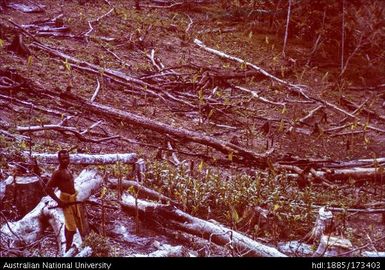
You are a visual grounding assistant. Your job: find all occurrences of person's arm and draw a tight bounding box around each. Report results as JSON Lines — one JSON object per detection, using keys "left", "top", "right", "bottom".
{"left": 46, "top": 171, "right": 66, "bottom": 207}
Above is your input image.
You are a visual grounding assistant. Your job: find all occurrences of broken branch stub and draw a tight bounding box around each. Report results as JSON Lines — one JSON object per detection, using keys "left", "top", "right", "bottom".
{"left": 304, "top": 206, "right": 333, "bottom": 244}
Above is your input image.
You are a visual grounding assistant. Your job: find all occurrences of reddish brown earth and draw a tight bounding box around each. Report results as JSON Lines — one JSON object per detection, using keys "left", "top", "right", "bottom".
{"left": 0, "top": 0, "right": 384, "bottom": 257}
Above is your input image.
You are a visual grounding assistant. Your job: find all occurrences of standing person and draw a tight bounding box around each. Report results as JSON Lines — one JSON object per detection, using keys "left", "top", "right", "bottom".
{"left": 46, "top": 150, "right": 84, "bottom": 252}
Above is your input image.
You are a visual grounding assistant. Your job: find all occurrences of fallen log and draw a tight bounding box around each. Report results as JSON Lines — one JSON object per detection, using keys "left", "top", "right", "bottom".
{"left": 0, "top": 175, "right": 14, "bottom": 201}
{"left": 313, "top": 235, "right": 353, "bottom": 257}
{"left": 120, "top": 193, "right": 286, "bottom": 257}
{"left": 17, "top": 123, "right": 121, "bottom": 144}
{"left": 30, "top": 42, "right": 158, "bottom": 91}
{"left": 194, "top": 39, "right": 309, "bottom": 99}
{"left": 0, "top": 129, "right": 29, "bottom": 142}
{"left": 75, "top": 246, "right": 93, "bottom": 257}
{"left": 159, "top": 226, "right": 232, "bottom": 256}
{"left": 55, "top": 95, "right": 272, "bottom": 166}
{"left": 278, "top": 241, "right": 314, "bottom": 256}
{"left": 234, "top": 85, "right": 286, "bottom": 107}
{"left": 131, "top": 241, "right": 194, "bottom": 257}
{"left": 280, "top": 164, "right": 385, "bottom": 184}
{"left": 362, "top": 251, "right": 385, "bottom": 257}
{"left": 276, "top": 156, "right": 385, "bottom": 169}
{"left": 0, "top": 93, "right": 65, "bottom": 117}
{"left": 8, "top": 66, "right": 270, "bottom": 165}
{"left": 26, "top": 152, "right": 138, "bottom": 165}
{"left": 108, "top": 178, "right": 179, "bottom": 206}
{"left": 313, "top": 167, "right": 385, "bottom": 182}
{"left": 1, "top": 197, "right": 48, "bottom": 246}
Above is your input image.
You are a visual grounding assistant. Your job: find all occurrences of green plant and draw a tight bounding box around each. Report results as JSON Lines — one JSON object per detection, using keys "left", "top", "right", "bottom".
{"left": 144, "top": 159, "right": 381, "bottom": 241}
{"left": 82, "top": 231, "right": 112, "bottom": 257}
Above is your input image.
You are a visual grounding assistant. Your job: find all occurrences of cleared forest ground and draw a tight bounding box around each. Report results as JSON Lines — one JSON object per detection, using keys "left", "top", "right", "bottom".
{"left": 0, "top": 0, "right": 384, "bottom": 257}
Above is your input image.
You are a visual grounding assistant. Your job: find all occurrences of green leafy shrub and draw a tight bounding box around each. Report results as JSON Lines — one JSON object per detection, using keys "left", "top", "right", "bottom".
{"left": 82, "top": 231, "right": 112, "bottom": 257}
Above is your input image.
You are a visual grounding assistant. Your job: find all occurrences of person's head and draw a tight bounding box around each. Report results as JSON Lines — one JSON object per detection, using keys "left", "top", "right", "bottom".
{"left": 58, "top": 150, "right": 70, "bottom": 168}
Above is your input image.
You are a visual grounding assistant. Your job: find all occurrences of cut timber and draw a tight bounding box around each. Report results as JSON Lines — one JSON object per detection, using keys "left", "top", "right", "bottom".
{"left": 193, "top": 40, "right": 385, "bottom": 134}
{"left": 26, "top": 152, "right": 138, "bottom": 165}
{"left": 276, "top": 156, "right": 385, "bottom": 169}
{"left": 0, "top": 93, "right": 64, "bottom": 117}
{"left": 120, "top": 193, "right": 286, "bottom": 257}
{"left": 75, "top": 246, "right": 93, "bottom": 257}
{"left": 159, "top": 227, "right": 232, "bottom": 256}
{"left": 14, "top": 175, "right": 44, "bottom": 216}
{"left": 281, "top": 165, "right": 385, "bottom": 183}
{"left": 234, "top": 85, "right": 286, "bottom": 107}
{"left": 0, "top": 129, "right": 28, "bottom": 142}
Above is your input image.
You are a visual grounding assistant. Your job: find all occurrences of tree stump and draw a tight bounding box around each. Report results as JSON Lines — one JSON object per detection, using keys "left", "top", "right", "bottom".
{"left": 14, "top": 176, "right": 44, "bottom": 217}
{"left": 7, "top": 33, "right": 31, "bottom": 57}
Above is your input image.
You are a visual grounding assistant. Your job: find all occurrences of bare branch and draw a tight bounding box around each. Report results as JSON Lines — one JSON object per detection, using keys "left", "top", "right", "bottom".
{"left": 282, "top": 0, "right": 291, "bottom": 56}
{"left": 90, "top": 78, "right": 101, "bottom": 103}
{"left": 194, "top": 39, "right": 309, "bottom": 99}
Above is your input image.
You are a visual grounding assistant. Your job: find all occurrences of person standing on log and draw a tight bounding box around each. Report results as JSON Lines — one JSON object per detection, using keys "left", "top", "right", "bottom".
{"left": 46, "top": 150, "right": 85, "bottom": 252}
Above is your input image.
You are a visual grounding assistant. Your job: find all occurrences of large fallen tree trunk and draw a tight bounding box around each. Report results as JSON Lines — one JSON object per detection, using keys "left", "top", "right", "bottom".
{"left": 276, "top": 156, "right": 385, "bottom": 169}
{"left": 26, "top": 152, "right": 138, "bottom": 165}
{"left": 1, "top": 169, "right": 102, "bottom": 256}
{"left": 286, "top": 166, "right": 385, "bottom": 183}
{"left": 1, "top": 197, "right": 49, "bottom": 247}
{"left": 316, "top": 167, "right": 385, "bottom": 181}
{"left": 120, "top": 193, "right": 286, "bottom": 257}
{"left": 26, "top": 152, "right": 145, "bottom": 182}
{"left": 54, "top": 95, "right": 272, "bottom": 166}
{"left": 131, "top": 241, "right": 194, "bottom": 257}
